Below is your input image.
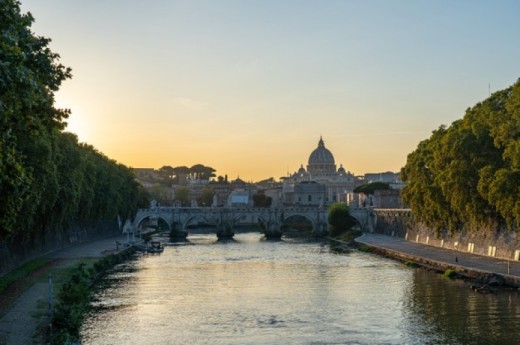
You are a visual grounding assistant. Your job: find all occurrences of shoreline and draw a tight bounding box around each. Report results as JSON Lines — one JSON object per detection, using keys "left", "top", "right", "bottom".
{"left": 351, "top": 233, "right": 520, "bottom": 290}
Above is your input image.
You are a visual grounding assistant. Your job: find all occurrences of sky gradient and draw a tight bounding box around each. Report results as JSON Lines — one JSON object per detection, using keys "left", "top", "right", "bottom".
{"left": 21, "top": 0, "right": 520, "bottom": 181}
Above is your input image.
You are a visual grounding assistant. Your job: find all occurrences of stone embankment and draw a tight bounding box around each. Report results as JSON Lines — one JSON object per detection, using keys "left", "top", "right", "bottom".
{"left": 373, "top": 209, "right": 520, "bottom": 262}
{"left": 355, "top": 233, "right": 520, "bottom": 289}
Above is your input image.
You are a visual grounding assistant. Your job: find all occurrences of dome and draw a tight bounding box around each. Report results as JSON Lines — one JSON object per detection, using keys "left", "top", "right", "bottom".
{"left": 337, "top": 164, "right": 346, "bottom": 174}
{"left": 298, "top": 164, "right": 306, "bottom": 174}
{"left": 308, "top": 137, "right": 335, "bottom": 165}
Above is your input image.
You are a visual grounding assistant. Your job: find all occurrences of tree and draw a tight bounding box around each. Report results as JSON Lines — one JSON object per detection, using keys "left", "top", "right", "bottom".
{"left": 174, "top": 186, "right": 190, "bottom": 206}
{"left": 328, "top": 203, "right": 357, "bottom": 236}
{"left": 401, "top": 78, "right": 520, "bottom": 233}
{"left": 0, "top": 1, "right": 149, "bottom": 240}
{"left": 252, "top": 193, "right": 272, "bottom": 207}
{"left": 147, "top": 184, "right": 173, "bottom": 206}
{"left": 353, "top": 182, "right": 390, "bottom": 194}
{"left": 0, "top": 0, "right": 71, "bottom": 237}
{"left": 158, "top": 166, "right": 175, "bottom": 185}
{"left": 189, "top": 164, "right": 216, "bottom": 181}
{"left": 197, "top": 187, "right": 214, "bottom": 207}
{"left": 172, "top": 166, "right": 190, "bottom": 184}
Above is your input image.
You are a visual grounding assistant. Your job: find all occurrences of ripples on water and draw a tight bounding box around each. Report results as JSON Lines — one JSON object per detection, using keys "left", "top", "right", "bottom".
{"left": 81, "top": 233, "right": 520, "bottom": 345}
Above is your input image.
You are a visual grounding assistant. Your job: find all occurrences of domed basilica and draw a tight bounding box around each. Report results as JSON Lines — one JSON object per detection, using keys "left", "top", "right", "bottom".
{"left": 282, "top": 137, "right": 361, "bottom": 205}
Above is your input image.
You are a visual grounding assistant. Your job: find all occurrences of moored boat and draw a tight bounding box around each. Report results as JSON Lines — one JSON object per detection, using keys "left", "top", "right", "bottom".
{"left": 147, "top": 241, "right": 164, "bottom": 253}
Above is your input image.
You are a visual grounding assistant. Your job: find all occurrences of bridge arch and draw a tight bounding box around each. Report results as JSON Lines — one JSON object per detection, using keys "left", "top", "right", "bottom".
{"left": 134, "top": 213, "right": 171, "bottom": 231}
{"left": 282, "top": 213, "right": 314, "bottom": 227}
{"left": 181, "top": 214, "right": 216, "bottom": 232}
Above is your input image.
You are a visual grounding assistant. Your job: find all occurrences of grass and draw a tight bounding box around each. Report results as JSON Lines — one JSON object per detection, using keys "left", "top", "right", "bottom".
{"left": 405, "top": 261, "right": 418, "bottom": 268}
{"left": 358, "top": 244, "right": 373, "bottom": 253}
{"left": 50, "top": 248, "right": 137, "bottom": 344}
{"left": 0, "top": 258, "right": 52, "bottom": 294}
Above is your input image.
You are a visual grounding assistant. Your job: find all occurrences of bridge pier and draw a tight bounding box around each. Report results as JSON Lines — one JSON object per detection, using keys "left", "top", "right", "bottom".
{"left": 170, "top": 221, "right": 188, "bottom": 241}
{"left": 215, "top": 209, "right": 235, "bottom": 240}
{"left": 264, "top": 220, "right": 282, "bottom": 240}
{"left": 216, "top": 224, "right": 234, "bottom": 240}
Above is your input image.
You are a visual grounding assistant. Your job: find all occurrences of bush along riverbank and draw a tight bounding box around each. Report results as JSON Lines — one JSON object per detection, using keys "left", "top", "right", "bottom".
{"left": 327, "top": 229, "right": 363, "bottom": 253}
{"left": 48, "top": 247, "right": 137, "bottom": 344}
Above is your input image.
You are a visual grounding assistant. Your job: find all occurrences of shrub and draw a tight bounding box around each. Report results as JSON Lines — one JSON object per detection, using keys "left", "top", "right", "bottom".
{"left": 444, "top": 269, "right": 457, "bottom": 278}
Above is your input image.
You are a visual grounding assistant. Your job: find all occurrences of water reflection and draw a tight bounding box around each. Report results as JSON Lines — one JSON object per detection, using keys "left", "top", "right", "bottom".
{"left": 403, "top": 269, "right": 520, "bottom": 345}
{"left": 81, "top": 233, "right": 520, "bottom": 345}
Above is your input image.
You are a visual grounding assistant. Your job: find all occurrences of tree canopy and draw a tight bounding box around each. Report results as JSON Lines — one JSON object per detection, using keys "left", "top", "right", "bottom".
{"left": 0, "top": 1, "right": 148, "bottom": 241}
{"left": 401, "top": 78, "right": 520, "bottom": 233}
{"left": 353, "top": 182, "right": 390, "bottom": 194}
{"left": 327, "top": 203, "right": 357, "bottom": 236}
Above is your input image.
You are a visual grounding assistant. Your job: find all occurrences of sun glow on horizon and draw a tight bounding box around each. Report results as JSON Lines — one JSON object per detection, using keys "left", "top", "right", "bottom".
{"left": 23, "top": 1, "right": 520, "bottom": 182}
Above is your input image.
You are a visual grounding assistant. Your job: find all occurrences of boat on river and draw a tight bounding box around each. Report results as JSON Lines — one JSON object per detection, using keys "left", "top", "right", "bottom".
{"left": 147, "top": 241, "right": 164, "bottom": 253}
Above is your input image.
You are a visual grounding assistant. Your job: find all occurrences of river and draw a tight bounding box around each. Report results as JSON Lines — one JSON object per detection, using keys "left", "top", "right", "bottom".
{"left": 80, "top": 232, "right": 520, "bottom": 344}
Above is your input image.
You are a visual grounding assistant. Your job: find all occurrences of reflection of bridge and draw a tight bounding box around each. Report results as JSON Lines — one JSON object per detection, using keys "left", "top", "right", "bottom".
{"left": 133, "top": 206, "right": 375, "bottom": 239}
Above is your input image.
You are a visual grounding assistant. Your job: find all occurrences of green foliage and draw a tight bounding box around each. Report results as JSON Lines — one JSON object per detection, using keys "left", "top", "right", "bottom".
{"left": 354, "top": 182, "right": 390, "bottom": 194}
{"left": 52, "top": 249, "right": 136, "bottom": 344}
{"left": 0, "top": 0, "right": 70, "bottom": 236}
{"left": 405, "top": 261, "right": 418, "bottom": 268}
{"left": 328, "top": 203, "right": 357, "bottom": 236}
{"left": 252, "top": 193, "right": 272, "bottom": 207}
{"left": 401, "top": 78, "right": 520, "bottom": 233}
{"left": 357, "top": 244, "right": 372, "bottom": 253}
{"left": 444, "top": 269, "right": 457, "bottom": 278}
{"left": 0, "top": 2, "right": 149, "bottom": 241}
{"left": 198, "top": 186, "right": 215, "bottom": 207}
{"left": 174, "top": 186, "right": 190, "bottom": 206}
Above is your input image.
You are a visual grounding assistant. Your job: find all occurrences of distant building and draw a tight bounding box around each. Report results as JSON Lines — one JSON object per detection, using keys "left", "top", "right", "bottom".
{"left": 282, "top": 137, "right": 361, "bottom": 205}
{"left": 227, "top": 189, "right": 250, "bottom": 207}
{"left": 293, "top": 181, "right": 326, "bottom": 206}
{"left": 362, "top": 171, "right": 403, "bottom": 189}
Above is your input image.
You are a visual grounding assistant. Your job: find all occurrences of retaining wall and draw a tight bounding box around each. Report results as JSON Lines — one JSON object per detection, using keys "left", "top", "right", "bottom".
{"left": 373, "top": 209, "right": 520, "bottom": 262}
{"left": 0, "top": 219, "right": 120, "bottom": 276}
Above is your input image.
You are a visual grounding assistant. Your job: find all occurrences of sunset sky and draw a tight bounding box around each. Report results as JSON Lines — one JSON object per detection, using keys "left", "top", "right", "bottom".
{"left": 21, "top": 0, "right": 520, "bottom": 181}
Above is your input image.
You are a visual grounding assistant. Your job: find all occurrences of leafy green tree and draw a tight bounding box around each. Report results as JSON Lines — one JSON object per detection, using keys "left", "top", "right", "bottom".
{"left": 158, "top": 165, "right": 175, "bottom": 185}
{"left": 189, "top": 164, "right": 216, "bottom": 181}
{"left": 252, "top": 193, "right": 272, "bottom": 207}
{"left": 174, "top": 186, "right": 190, "bottom": 206}
{"left": 172, "top": 166, "right": 190, "bottom": 184}
{"left": 401, "top": 78, "right": 520, "bottom": 233}
{"left": 0, "top": 1, "right": 149, "bottom": 241}
{"left": 0, "top": 0, "right": 71, "bottom": 237}
{"left": 148, "top": 183, "right": 174, "bottom": 206}
{"left": 197, "top": 187, "right": 214, "bottom": 207}
{"left": 328, "top": 203, "right": 357, "bottom": 236}
{"left": 353, "top": 182, "right": 390, "bottom": 194}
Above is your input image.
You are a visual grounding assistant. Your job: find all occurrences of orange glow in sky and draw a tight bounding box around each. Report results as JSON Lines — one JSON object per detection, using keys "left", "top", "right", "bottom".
{"left": 22, "top": 1, "right": 520, "bottom": 181}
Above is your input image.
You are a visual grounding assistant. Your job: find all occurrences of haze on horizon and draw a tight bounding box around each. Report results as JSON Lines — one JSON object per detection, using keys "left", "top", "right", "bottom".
{"left": 20, "top": 0, "right": 520, "bottom": 182}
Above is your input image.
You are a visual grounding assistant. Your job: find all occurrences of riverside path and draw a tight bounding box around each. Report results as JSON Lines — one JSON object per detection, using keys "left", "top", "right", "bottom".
{"left": 0, "top": 235, "right": 128, "bottom": 345}
{"left": 355, "top": 233, "right": 520, "bottom": 282}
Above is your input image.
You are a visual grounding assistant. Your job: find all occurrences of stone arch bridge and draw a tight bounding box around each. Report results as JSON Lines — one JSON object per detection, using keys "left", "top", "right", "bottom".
{"left": 132, "top": 206, "right": 376, "bottom": 239}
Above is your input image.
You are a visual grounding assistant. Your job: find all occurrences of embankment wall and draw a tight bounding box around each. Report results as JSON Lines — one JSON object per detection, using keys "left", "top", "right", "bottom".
{"left": 0, "top": 219, "right": 120, "bottom": 276}
{"left": 373, "top": 209, "right": 520, "bottom": 262}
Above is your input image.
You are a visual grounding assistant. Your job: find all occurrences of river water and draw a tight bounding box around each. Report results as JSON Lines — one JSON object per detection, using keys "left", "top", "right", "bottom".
{"left": 80, "top": 233, "right": 520, "bottom": 344}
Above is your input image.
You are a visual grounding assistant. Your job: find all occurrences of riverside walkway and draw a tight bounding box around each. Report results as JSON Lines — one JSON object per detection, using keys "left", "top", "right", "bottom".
{"left": 356, "top": 233, "right": 520, "bottom": 281}
{"left": 0, "top": 235, "right": 129, "bottom": 345}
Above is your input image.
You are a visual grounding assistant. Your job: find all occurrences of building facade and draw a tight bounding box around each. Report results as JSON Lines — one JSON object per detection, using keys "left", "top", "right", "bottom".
{"left": 282, "top": 137, "right": 361, "bottom": 205}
